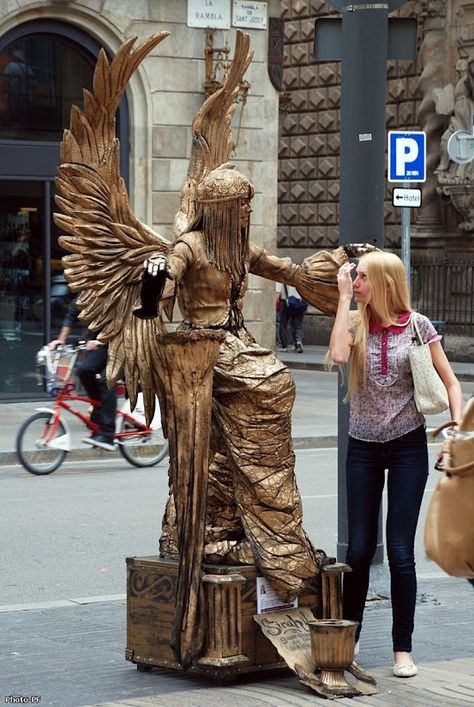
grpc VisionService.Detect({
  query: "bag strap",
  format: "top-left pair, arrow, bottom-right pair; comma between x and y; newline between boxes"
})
410,313 -> 423,346
441,448 -> 474,476
441,458 -> 474,476
435,433 -> 474,476
432,420 -> 458,439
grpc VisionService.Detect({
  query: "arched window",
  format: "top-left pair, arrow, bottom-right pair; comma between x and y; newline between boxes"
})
0,30 -> 96,141
0,21 -> 129,398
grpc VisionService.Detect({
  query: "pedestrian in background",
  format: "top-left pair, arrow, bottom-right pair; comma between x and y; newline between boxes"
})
4,46 -> 36,127
329,250 -> 462,678
279,283 -> 307,353
50,295 -> 117,451
275,282 -> 283,350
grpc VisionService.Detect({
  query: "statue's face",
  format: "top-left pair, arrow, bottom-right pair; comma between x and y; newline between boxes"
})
240,198 -> 252,228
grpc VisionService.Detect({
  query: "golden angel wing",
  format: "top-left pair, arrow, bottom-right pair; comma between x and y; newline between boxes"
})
55,33 -> 170,417
174,30 -> 253,235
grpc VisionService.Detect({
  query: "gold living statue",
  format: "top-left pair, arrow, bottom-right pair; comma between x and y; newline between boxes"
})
55,31 -> 374,669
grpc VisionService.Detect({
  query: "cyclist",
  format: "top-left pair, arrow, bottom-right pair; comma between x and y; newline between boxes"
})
49,294 -> 116,451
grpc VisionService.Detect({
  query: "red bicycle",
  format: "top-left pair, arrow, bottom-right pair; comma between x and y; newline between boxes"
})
15,344 -> 169,475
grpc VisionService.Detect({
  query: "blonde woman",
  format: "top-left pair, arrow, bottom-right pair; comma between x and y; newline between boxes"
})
329,251 -> 462,678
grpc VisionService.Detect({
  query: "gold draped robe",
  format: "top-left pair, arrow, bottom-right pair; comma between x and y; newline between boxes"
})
159,232 -> 348,601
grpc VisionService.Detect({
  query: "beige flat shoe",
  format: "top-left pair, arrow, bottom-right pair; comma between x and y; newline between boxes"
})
393,662 -> 418,678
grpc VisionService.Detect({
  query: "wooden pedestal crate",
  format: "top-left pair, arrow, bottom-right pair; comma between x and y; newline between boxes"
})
126,555 -> 323,679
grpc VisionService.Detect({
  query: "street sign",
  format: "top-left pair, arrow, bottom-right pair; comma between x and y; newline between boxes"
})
388,131 -> 426,182
447,129 -> 474,164
392,187 -> 422,208
233,1 -> 267,30
187,0 -> 230,29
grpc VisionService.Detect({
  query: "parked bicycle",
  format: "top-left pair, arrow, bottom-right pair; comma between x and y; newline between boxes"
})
16,343 -> 169,475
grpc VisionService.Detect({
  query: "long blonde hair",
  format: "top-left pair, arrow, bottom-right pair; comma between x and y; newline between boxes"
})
348,251 -> 412,399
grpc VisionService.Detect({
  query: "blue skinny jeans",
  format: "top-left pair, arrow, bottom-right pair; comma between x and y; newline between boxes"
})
343,425 -> 429,653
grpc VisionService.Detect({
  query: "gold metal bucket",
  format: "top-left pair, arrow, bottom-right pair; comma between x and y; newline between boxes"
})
308,618 -> 358,694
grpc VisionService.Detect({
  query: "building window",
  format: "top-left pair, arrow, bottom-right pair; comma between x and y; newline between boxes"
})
0,34 -> 95,142
0,21 -> 129,398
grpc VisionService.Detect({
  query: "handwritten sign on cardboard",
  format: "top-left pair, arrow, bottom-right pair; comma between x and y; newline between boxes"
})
254,606 -> 315,673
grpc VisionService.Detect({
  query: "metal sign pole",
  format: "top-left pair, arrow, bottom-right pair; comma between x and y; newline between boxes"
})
336,1 -> 389,567
314,0 -> 416,581
389,132 -> 426,292
400,181 -> 411,290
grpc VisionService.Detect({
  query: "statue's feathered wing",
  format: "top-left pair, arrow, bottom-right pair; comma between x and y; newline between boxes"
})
54,34 -> 170,418
174,30 -> 253,236
55,31 -> 252,421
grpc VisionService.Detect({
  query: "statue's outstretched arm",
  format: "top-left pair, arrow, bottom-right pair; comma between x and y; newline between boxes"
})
249,243 -> 377,315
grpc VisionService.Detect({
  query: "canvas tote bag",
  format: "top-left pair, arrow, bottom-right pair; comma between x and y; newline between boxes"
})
408,315 -> 449,416
424,398 -> 474,578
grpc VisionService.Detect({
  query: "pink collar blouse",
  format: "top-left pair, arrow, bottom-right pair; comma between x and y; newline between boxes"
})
349,312 -> 441,442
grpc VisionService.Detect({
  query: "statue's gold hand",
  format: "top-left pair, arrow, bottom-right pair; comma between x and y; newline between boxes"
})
343,243 -> 380,258
133,255 -> 173,319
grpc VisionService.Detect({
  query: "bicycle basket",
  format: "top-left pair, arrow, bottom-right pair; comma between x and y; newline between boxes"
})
36,346 -> 77,394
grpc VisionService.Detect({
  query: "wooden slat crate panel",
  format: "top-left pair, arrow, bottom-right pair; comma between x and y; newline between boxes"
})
126,556 -> 322,677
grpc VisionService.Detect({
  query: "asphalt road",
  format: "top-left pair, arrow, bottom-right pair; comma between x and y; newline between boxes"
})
0,444 -> 446,608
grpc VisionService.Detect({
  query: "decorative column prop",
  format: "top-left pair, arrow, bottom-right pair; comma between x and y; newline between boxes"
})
197,572 -> 248,667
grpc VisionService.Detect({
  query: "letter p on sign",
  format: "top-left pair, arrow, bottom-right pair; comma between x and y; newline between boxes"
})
388,131 -> 426,182
396,138 -> 418,171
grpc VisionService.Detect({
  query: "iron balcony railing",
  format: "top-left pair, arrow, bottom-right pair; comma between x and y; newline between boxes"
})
411,256 -> 474,337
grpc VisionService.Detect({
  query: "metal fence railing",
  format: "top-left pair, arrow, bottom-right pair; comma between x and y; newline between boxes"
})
410,256 -> 474,337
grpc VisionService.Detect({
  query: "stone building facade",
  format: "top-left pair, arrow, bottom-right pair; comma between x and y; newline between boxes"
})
0,0 -> 280,398
278,0 -> 474,341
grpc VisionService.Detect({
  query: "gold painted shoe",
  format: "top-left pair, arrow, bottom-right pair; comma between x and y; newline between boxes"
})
393,663 -> 418,678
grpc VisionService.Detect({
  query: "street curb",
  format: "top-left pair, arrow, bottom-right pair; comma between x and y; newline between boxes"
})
2,437 -> 338,467
3,434 -> 445,467
284,360 -> 327,373
3,447 -> 125,468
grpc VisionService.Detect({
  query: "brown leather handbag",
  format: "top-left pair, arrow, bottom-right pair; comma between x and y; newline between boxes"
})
424,398 -> 474,578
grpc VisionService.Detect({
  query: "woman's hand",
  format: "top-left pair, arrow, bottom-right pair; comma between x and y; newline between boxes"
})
329,263 -> 356,365
337,262 -> 356,299
434,448 -> 444,471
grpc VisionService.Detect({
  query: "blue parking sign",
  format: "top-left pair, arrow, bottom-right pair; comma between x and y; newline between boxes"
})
388,131 -> 426,182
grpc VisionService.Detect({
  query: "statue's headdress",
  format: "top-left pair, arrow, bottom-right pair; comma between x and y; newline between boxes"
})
196,164 -> 254,204
193,164 -> 254,286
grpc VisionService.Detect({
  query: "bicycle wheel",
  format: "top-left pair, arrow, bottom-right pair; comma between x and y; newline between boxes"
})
16,412 -> 67,475
116,415 -> 169,467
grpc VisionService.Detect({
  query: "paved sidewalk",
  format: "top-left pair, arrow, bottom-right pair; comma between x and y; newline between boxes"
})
1,576 -> 473,706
